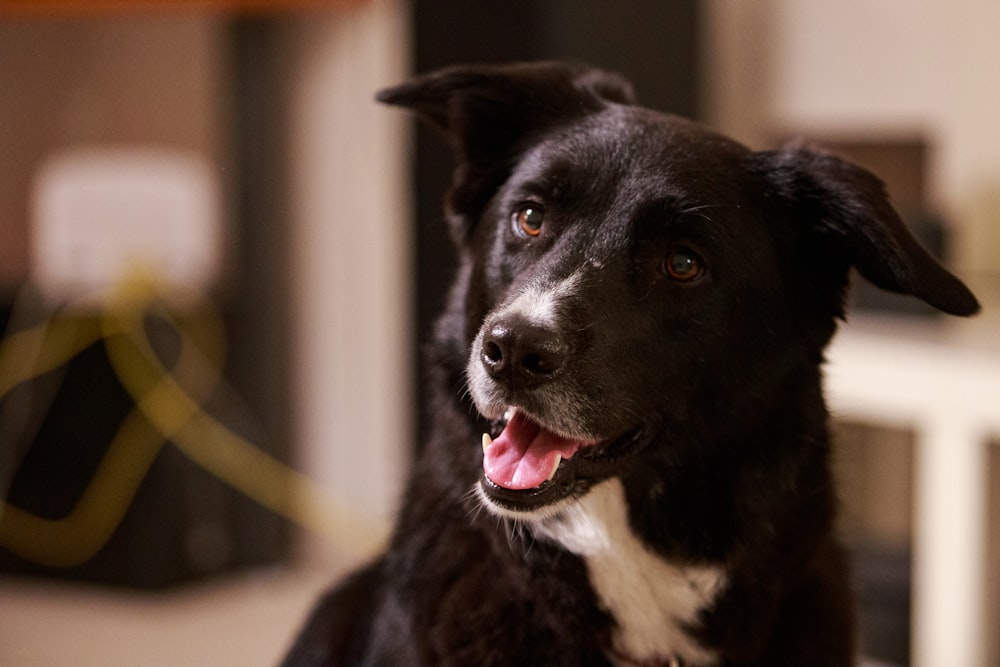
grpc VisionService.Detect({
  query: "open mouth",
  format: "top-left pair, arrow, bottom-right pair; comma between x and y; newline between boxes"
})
479,408 -> 647,513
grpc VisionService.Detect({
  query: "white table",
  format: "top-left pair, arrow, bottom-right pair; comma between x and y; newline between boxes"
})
826,309 -> 1000,667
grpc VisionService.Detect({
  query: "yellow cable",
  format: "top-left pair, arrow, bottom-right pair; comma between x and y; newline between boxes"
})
0,286 -> 222,567
102,289 -> 389,554
0,277 -> 388,568
0,406 -> 168,567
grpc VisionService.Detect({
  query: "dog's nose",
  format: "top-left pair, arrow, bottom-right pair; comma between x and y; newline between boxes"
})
480,317 -> 568,389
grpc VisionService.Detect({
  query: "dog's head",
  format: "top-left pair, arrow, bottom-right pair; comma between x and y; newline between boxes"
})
379,62 -> 979,520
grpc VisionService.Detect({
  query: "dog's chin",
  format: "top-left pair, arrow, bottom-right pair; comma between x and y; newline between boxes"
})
476,416 -> 649,521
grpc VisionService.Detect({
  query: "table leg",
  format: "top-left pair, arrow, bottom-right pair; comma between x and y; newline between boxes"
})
912,414 -> 987,667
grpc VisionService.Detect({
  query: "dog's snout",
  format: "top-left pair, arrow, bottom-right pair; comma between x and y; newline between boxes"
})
481,317 -> 568,389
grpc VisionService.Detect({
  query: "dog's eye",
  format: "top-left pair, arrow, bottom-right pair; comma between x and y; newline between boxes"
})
662,248 -> 704,282
513,204 -> 544,237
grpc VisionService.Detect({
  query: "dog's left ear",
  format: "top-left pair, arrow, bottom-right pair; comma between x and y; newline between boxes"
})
377,62 -> 633,242
757,145 -> 979,317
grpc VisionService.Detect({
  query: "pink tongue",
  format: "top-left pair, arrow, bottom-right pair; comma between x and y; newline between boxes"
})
483,411 -> 584,490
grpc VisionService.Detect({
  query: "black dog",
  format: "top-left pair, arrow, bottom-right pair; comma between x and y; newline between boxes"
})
283,62 -> 979,667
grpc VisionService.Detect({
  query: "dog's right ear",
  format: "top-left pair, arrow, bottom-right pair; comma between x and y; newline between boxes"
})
377,62 -> 633,242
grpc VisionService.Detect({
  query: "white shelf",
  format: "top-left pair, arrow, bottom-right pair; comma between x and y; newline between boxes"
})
827,307 -> 1000,667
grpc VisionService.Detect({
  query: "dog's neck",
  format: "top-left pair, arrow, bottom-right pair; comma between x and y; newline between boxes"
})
533,479 -> 724,667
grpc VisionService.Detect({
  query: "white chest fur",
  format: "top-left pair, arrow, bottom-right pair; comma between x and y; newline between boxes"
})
534,479 -> 725,667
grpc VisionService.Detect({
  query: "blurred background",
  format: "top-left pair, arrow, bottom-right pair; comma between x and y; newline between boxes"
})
0,1 -> 998,666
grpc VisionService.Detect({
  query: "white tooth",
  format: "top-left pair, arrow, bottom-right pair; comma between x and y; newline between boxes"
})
503,407 -> 515,422
482,433 -> 492,454
546,454 -> 562,482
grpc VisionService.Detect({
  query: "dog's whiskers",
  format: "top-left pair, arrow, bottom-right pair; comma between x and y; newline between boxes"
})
493,515 -> 539,558
462,484 -> 488,524
679,202 -> 723,223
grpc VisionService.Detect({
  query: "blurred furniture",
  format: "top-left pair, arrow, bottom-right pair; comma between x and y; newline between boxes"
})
827,308 -> 1000,667
0,6 -> 313,587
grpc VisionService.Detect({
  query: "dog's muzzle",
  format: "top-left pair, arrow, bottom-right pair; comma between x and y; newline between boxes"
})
479,312 -> 569,391
467,275 -> 652,515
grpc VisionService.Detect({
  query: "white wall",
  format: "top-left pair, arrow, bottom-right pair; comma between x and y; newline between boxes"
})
283,0 -> 411,559
702,0 -> 1000,274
